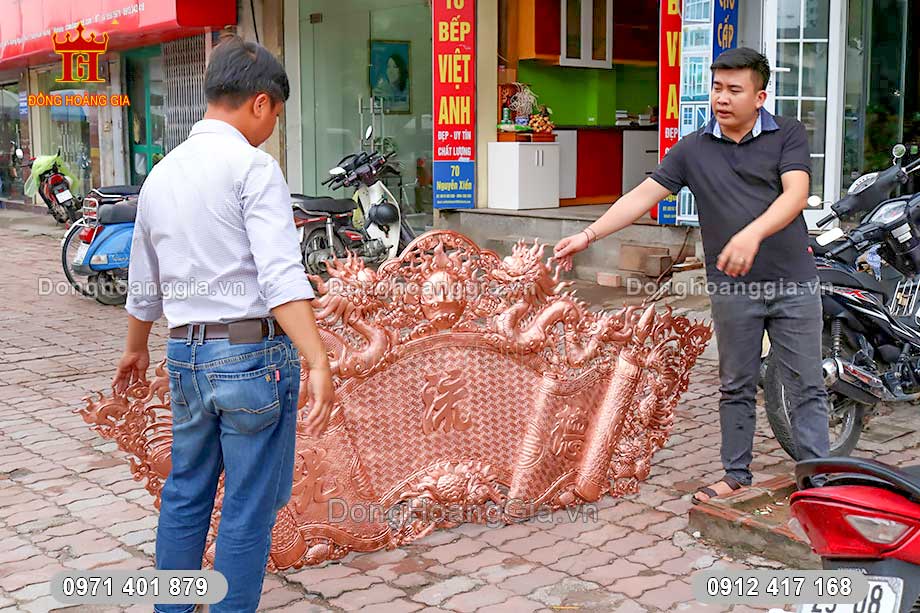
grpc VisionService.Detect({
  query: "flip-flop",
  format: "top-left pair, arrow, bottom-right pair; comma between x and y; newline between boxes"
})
691,475 -> 744,505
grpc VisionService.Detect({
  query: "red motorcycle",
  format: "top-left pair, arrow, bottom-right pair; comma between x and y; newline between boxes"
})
792,458 -> 920,613
16,145 -> 81,224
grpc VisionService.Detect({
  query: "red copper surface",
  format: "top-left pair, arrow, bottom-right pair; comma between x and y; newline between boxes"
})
78,230 -> 712,569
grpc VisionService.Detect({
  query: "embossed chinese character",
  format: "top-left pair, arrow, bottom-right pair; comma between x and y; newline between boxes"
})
421,369 -> 472,434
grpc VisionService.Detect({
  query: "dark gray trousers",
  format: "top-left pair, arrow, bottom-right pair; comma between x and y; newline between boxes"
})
708,278 -> 830,485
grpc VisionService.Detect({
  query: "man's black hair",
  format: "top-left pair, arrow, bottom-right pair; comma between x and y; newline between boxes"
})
710,47 -> 771,91
205,35 -> 290,108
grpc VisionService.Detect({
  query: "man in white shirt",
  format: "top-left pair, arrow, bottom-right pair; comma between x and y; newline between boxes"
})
112,35 -> 334,613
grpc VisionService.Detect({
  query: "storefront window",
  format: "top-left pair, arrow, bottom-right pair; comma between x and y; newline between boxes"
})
34,69 -> 101,197
0,77 -> 28,200
300,0 -> 433,218
683,26 -> 710,51
681,56 -> 708,100
684,0 -> 711,22
680,103 -> 708,137
772,0 -> 830,197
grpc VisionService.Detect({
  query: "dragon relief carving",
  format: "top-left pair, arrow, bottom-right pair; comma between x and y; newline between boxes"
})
78,230 -> 712,569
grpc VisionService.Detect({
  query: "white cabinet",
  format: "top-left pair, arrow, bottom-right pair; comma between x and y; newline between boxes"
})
621,130 -> 658,193
554,130 -> 578,199
488,142 -> 560,210
560,0 -> 613,68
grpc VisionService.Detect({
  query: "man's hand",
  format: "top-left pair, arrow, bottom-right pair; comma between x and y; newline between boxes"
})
113,350 -> 150,395
304,366 -> 335,437
717,227 -> 762,277
715,169 -> 809,278
552,232 -> 590,271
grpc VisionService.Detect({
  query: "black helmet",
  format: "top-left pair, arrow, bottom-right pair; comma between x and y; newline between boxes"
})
367,202 -> 399,225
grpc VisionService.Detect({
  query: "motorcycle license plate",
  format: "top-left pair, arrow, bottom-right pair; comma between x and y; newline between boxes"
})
798,577 -> 902,613
55,188 -> 73,203
73,242 -> 90,265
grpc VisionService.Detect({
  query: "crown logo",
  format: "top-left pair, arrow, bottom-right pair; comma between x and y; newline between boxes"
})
52,23 -> 109,54
51,23 -> 108,83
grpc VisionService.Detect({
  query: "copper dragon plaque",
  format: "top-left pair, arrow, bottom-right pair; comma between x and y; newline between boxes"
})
78,230 -> 712,570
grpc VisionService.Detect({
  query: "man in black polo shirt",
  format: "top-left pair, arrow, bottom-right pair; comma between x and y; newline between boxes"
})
554,47 -> 829,502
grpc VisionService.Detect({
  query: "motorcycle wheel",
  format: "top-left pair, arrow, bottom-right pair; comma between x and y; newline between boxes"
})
90,271 -> 127,306
302,228 -> 345,277
48,200 -> 69,224
65,199 -> 82,222
763,355 -> 867,458
61,222 -> 94,298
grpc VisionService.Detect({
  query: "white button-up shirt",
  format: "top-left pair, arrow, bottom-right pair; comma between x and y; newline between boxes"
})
126,119 -> 314,328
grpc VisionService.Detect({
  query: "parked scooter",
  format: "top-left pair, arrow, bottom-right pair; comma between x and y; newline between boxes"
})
792,457 -> 920,613
17,145 -> 82,224
763,145 -> 920,458
61,185 -> 140,305
295,126 -> 416,276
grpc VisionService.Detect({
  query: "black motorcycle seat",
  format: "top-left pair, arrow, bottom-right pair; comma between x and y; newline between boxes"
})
818,267 -> 889,301
98,202 -> 137,224
291,194 -> 355,214
95,185 -> 141,197
797,458 -> 920,503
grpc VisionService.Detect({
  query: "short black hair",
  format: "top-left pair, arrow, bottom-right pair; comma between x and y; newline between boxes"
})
205,35 -> 290,108
710,47 -> 771,91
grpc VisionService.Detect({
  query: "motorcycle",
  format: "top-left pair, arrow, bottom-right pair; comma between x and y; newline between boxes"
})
792,457 -> 920,613
763,144 -> 920,458
18,145 -> 82,224
295,126 -> 416,276
61,185 -> 141,305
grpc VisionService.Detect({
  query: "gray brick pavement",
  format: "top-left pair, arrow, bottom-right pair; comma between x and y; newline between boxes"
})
1,222 -> 918,612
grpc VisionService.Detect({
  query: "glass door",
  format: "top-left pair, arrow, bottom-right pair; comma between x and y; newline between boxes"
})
841,0 -> 908,193
0,80 -> 26,200
125,47 -> 166,185
764,0 -> 846,228
33,67 -> 101,196
299,0 -> 433,217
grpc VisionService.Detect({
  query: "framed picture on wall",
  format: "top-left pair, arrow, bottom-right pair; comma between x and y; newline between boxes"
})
369,40 -> 411,114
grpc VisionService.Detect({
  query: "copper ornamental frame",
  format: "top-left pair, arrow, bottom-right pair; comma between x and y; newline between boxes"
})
78,230 -> 712,570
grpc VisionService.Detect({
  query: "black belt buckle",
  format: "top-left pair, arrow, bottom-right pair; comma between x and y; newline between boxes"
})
228,319 -> 265,344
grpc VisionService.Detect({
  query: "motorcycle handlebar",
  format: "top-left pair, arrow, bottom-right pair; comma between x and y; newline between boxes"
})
826,239 -> 855,259
817,213 -> 836,227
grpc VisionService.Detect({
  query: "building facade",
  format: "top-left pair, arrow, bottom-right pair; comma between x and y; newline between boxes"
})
0,0 -> 239,209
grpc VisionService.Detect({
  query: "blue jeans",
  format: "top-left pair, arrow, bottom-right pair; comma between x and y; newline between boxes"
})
154,330 -> 300,613
709,278 -> 830,485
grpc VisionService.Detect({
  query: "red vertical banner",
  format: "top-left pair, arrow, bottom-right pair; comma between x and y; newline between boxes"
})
655,0 -> 682,224
432,0 -> 476,209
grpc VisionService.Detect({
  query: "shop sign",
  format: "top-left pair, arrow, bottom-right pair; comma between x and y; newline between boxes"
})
432,0 -> 475,209
27,23 -> 130,111
0,1 -> 235,65
655,0 -> 682,225
713,0 -> 739,59
52,22 -> 108,83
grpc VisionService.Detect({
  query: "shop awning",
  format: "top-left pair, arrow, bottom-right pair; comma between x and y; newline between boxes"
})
0,0 -> 237,68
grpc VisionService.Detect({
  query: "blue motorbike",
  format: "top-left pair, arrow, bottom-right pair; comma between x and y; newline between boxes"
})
61,185 -> 140,305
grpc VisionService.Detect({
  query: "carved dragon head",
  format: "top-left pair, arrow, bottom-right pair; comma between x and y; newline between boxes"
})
490,239 -> 571,305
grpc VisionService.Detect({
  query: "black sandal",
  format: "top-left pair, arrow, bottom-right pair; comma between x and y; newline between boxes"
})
691,475 -> 744,505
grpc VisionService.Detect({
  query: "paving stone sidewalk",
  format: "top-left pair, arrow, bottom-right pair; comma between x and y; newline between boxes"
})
1,219 -> 918,613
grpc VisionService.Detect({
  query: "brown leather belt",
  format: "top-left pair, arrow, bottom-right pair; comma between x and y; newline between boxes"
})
169,318 -> 286,344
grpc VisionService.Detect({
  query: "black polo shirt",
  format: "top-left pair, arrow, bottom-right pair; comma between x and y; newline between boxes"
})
651,108 -> 817,284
